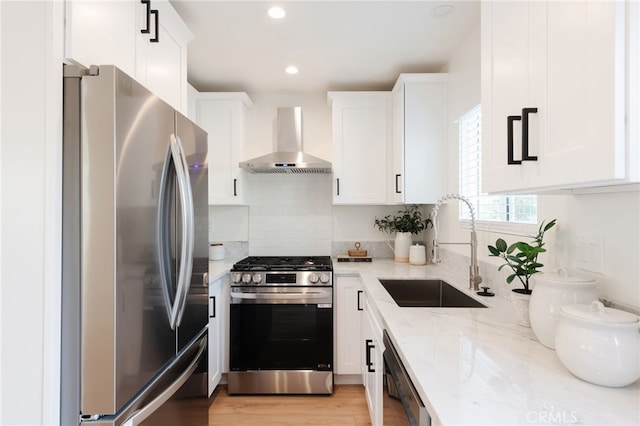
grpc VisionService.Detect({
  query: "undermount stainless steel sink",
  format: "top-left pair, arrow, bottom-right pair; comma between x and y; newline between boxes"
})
379,279 -> 487,308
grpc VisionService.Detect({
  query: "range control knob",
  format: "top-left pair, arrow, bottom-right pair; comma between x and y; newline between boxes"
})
309,273 -> 319,284
319,273 -> 331,284
231,273 -> 242,284
242,273 -> 252,284
252,273 -> 263,284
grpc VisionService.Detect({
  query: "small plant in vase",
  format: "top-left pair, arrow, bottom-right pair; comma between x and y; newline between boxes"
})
487,219 -> 557,326
375,205 -> 432,262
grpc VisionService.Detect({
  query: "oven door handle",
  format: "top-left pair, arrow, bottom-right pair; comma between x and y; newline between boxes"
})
231,291 -> 331,303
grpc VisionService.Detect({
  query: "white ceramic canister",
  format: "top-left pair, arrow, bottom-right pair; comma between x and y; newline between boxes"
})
409,244 -> 426,265
209,243 -> 225,261
388,232 -> 412,262
555,301 -> 640,388
529,269 -> 598,349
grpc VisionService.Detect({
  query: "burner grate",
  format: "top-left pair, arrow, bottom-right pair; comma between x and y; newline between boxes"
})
232,256 -> 332,271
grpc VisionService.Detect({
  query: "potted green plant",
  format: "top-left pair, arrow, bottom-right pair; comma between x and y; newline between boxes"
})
375,205 -> 432,262
487,219 -> 557,326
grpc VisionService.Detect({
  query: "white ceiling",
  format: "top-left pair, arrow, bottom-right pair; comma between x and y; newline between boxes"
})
170,1 -> 480,94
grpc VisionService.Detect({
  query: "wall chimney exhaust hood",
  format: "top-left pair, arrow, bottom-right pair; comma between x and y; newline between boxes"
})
239,107 -> 332,174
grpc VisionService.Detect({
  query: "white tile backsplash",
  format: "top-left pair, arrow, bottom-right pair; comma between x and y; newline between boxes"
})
208,205 -> 249,242
247,173 -> 333,256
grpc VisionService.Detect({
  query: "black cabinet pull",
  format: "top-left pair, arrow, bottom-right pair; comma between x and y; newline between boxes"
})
507,115 -> 522,165
357,290 -> 363,311
209,296 -> 216,318
233,178 -> 237,196
395,174 -> 402,194
365,339 -> 375,372
140,0 -> 151,34
336,178 -> 340,196
521,107 -> 538,161
150,9 -> 159,42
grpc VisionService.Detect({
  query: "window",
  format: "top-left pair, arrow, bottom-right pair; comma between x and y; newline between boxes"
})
458,105 -> 537,228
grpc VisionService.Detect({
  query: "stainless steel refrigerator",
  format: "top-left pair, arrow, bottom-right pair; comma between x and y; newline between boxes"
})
61,65 -> 210,425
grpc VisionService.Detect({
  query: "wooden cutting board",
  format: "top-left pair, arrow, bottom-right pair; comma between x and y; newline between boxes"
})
347,242 -> 367,257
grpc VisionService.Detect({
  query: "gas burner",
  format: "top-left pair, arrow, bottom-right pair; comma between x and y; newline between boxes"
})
232,256 -> 332,272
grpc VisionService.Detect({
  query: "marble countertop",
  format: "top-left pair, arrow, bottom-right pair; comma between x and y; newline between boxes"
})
335,259 -> 640,426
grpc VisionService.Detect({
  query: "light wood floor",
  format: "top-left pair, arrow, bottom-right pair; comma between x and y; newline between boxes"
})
205,384 -> 408,426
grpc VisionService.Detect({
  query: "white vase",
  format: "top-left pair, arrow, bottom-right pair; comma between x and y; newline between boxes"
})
510,290 -> 532,327
529,270 -> 598,349
388,232 -> 412,262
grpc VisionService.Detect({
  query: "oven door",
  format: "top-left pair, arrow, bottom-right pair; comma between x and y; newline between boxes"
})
229,286 -> 333,371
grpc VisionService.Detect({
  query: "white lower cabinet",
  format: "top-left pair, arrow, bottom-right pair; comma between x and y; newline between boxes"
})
335,276 -> 385,425
208,274 -> 228,396
335,276 -> 364,375
362,292 -> 385,426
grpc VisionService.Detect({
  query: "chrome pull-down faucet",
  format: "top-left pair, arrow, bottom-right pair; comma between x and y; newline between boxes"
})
431,194 -> 483,291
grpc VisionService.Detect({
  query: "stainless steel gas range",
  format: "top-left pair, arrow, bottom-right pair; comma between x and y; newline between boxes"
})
228,256 -> 333,395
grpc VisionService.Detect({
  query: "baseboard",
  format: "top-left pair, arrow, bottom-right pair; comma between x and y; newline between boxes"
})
334,374 -> 363,385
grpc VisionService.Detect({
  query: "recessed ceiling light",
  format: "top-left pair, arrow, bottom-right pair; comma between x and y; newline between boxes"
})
268,6 -> 286,19
285,65 -> 299,75
432,4 -> 455,17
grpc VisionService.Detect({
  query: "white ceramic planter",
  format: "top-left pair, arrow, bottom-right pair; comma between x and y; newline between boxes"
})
529,270 -> 598,349
556,301 -> 640,388
510,290 -> 532,327
389,232 -> 412,262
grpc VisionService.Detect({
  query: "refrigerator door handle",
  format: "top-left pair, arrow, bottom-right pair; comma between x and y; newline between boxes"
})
156,135 -> 195,330
168,134 -> 195,330
121,335 -> 207,426
157,143 -> 176,324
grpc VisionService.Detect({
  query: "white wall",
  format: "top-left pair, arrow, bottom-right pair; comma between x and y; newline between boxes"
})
333,205 -> 420,242
244,92 -> 332,162
439,24 -> 640,310
1,1 -> 63,424
546,190 -> 640,308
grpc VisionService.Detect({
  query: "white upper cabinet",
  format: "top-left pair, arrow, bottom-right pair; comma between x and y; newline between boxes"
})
65,0 -> 192,113
135,0 -> 192,114
391,74 -> 448,204
65,0 -> 137,77
195,93 -> 253,205
482,0 -> 639,193
328,92 -> 393,205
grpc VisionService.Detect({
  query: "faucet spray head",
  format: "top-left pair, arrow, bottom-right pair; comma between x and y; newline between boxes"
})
430,194 -> 482,289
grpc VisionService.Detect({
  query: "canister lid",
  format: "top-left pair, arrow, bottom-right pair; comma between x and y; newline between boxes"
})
560,301 -> 639,324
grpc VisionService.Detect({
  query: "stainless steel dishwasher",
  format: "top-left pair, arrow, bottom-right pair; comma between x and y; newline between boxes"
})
383,330 -> 431,426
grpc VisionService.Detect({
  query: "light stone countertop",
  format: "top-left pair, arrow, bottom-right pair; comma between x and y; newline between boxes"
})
334,259 -> 640,426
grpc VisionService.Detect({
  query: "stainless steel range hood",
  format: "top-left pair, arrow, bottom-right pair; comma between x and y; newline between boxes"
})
239,107 -> 332,174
